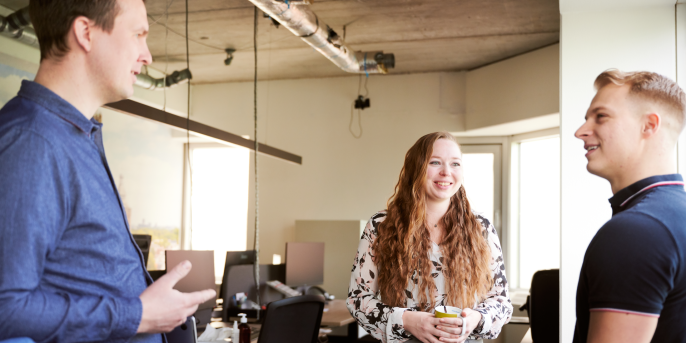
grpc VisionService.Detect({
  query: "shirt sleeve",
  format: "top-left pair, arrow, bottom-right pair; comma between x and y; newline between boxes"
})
582,212 -> 679,316
0,128 -> 142,342
471,216 -> 513,339
346,213 -> 413,343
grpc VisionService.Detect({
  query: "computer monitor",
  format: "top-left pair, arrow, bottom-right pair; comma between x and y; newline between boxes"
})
132,234 -> 151,267
165,250 -> 216,311
285,242 -> 324,288
221,263 -> 286,321
219,250 -> 256,301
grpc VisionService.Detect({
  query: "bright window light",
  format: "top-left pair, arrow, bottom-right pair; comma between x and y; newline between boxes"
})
517,136 -> 560,289
190,147 -> 249,282
462,153 -> 495,223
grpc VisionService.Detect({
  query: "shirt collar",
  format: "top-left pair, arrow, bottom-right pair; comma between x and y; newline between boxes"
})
18,80 -> 96,136
609,174 -> 684,215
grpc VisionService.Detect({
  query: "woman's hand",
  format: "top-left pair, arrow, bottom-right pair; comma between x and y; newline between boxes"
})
434,308 -> 482,343
402,311 -> 462,343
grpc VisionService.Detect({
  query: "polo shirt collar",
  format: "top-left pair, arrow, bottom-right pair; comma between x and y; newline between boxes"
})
609,174 -> 684,215
18,80 -> 96,135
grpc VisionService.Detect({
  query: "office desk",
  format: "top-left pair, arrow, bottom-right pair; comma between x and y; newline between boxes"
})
520,328 -> 532,343
321,299 -> 355,327
508,316 -> 530,325
206,300 -> 355,342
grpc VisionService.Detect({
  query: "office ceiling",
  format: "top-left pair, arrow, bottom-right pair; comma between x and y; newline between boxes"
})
1,0 -> 560,84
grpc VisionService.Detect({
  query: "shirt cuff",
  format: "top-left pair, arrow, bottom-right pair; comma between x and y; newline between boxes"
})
111,296 -> 143,340
387,308 -> 410,342
476,311 -> 491,335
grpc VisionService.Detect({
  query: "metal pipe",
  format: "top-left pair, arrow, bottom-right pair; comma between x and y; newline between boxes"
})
248,0 -> 394,74
134,69 -> 193,90
1,6 -> 189,90
0,7 -> 38,46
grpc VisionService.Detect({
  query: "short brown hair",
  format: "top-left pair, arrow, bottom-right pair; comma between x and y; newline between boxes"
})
595,69 -> 686,137
29,0 -> 121,61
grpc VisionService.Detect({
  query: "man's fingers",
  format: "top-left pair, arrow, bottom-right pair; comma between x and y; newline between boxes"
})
184,288 -> 217,306
156,261 -> 192,288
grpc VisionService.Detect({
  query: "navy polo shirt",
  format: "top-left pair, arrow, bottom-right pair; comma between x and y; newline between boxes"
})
0,81 -> 162,343
574,174 -> 686,342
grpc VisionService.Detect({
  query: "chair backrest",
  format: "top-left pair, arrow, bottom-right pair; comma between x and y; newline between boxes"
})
529,269 -> 559,343
257,295 -> 325,343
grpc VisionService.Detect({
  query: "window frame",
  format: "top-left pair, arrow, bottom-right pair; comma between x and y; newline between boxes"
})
508,127 -> 560,292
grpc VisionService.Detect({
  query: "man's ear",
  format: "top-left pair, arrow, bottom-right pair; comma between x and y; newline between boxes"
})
642,112 -> 661,136
72,16 -> 94,53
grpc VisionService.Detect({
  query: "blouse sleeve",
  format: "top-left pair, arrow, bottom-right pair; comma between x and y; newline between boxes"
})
346,212 -> 413,343
470,215 -> 513,339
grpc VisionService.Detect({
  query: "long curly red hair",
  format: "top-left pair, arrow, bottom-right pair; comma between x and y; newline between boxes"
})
373,132 -> 492,310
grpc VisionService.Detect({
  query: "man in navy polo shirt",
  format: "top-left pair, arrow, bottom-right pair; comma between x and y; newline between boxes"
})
573,70 -> 686,342
0,0 -> 215,342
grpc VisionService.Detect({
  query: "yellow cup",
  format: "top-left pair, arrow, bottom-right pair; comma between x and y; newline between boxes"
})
434,305 -> 463,318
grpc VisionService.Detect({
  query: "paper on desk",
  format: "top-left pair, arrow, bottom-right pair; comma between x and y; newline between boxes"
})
198,325 -> 233,342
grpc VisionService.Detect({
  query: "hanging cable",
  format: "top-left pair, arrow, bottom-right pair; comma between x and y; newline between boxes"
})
349,101 -> 362,139
349,75 -> 367,139
185,0 -> 193,249
162,0 -> 169,112
252,5 -> 261,318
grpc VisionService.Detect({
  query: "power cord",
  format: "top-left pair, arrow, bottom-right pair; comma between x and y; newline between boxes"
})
349,75 -> 369,139
349,102 -> 362,139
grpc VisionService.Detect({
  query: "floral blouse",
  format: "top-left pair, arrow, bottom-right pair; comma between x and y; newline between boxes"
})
346,211 -> 512,343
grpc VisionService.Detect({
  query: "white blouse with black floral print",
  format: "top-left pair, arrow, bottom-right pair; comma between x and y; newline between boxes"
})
346,211 -> 512,343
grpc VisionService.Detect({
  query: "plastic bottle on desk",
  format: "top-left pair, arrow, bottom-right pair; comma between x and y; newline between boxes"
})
231,320 -> 239,343
237,313 -> 251,343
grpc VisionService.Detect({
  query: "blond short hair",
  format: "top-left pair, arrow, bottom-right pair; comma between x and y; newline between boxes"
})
595,69 -> 686,137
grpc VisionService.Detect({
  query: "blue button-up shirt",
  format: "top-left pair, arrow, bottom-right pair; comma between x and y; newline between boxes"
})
0,81 -> 162,343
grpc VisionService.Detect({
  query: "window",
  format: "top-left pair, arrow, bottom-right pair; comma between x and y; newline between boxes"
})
100,108 -> 184,271
185,144 -> 250,282
509,135 -> 560,289
461,145 -> 502,236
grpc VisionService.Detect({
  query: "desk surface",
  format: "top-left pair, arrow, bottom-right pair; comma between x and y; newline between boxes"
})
520,328 -> 532,343
508,316 -> 530,325
210,299 -> 354,329
321,299 -> 355,327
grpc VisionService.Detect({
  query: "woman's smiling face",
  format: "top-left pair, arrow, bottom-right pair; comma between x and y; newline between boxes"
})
424,139 -> 463,204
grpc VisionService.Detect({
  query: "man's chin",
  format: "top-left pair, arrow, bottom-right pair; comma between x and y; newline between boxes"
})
105,87 -> 134,105
586,163 -> 608,179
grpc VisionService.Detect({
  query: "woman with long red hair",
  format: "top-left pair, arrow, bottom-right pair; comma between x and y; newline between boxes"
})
347,132 -> 512,343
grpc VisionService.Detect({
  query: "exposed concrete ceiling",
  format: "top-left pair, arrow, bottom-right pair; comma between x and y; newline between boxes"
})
1,0 -> 559,84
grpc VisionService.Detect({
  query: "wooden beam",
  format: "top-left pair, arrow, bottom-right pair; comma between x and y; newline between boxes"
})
104,99 -> 302,165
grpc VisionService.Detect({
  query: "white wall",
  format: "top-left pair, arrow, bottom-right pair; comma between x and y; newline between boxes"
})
559,2 -> 677,342
186,44 -> 561,273
677,3 -> 686,174
191,73 -> 466,261
466,44 -> 559,130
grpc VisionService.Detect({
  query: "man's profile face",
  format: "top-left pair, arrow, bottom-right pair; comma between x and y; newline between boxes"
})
91,0 -> 152,102
574,84 -> 644,181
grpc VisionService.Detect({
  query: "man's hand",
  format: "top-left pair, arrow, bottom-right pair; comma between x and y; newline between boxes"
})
587,311 -> 658,343
137,260 -> 217,333
403,311 -> 461,343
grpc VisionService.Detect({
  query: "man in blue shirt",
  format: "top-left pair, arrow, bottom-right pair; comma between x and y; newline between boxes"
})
573,70 -> 686,343
0,0 -> 215,342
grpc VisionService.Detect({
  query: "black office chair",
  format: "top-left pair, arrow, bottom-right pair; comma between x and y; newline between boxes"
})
520,269 -> 559,343
257,295 -> 325,343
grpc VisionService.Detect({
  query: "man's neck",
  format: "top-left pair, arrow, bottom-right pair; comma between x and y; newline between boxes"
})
609,153 -> 677,194
33,58 -> 102,120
